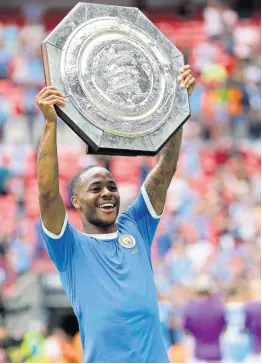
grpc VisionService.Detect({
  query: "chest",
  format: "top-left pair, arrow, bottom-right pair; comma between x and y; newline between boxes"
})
73,230 -> 155,304
75,231 -> 153,282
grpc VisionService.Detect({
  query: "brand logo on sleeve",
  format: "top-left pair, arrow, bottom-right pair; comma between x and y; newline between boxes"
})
119,235 -> 136,249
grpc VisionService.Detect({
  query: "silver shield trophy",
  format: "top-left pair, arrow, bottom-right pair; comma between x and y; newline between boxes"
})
42,2 -> 190,156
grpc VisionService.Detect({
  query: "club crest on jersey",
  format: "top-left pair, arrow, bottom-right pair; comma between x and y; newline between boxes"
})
119,235 -> 136,249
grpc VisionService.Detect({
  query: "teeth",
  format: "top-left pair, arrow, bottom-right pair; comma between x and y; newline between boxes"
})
99,203 -> 114,208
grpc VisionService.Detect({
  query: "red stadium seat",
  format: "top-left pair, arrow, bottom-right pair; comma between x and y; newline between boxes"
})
0,195 -> 17,218
24,178 -> 69,217
24,191 -> 40,219
24,151 -> 37,179
0,216 -> 16,235
111,157 -> 140,185
0,195 -> 17,235
58,149 -> 81,181
242,151 -> 260,176
188,176 -> 212,195
67,209 -> 82,231
199,148 -> 216,176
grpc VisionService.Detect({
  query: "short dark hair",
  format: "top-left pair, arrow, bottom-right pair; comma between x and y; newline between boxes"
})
70,165 -> 98,197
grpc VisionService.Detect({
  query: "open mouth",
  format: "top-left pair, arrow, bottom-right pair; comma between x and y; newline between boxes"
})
97,202 -> 116,214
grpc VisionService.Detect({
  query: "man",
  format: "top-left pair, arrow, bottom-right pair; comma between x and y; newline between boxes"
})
36,65 -> 196,363
183,275 -> 226,363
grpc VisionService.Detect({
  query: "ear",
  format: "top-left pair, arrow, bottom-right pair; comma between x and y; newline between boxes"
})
71,195 -> 80,210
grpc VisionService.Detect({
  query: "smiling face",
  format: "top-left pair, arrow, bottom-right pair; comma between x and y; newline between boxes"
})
71,167 -> 120,229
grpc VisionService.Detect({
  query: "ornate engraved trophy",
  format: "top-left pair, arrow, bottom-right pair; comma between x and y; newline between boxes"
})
42,2 -> 190,156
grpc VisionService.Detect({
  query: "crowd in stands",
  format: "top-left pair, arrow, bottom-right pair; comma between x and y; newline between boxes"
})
0,0 -> 260,362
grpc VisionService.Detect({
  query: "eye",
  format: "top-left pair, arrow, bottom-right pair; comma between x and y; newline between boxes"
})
91,187 -> 100,193
110,185 -> 118,191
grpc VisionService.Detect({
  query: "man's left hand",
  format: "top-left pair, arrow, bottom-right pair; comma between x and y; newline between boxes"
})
177,65 -> 196,96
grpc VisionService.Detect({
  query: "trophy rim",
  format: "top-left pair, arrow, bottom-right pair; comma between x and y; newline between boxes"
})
41,2 -> 190,156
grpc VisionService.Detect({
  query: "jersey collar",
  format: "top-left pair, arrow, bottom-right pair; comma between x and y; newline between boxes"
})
82,231 -> 118,240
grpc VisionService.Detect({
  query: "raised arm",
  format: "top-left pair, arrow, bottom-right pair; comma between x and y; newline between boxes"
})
144,65 -> 196,215
36,86 -> 67,235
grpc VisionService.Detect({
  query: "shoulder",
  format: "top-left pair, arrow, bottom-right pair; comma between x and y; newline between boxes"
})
42,217 -> 93,249
41,214 -> 73,241
117,208 -> 138,232
119,186 -> 162,220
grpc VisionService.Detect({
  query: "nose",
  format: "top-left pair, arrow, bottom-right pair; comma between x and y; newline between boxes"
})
101,186 -> 112,198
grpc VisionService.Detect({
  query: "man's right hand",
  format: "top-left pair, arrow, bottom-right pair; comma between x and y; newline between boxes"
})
36,86 -> 66,122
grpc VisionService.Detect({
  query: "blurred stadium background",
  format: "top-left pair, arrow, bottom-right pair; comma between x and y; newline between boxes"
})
0,0 -> 260,362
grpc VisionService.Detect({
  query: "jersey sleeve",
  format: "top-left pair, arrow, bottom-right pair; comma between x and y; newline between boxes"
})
41,214 -> 74,272
123,184 -> 163,249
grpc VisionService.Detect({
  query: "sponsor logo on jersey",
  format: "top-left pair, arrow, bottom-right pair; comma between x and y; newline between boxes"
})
119,234 -> 136,249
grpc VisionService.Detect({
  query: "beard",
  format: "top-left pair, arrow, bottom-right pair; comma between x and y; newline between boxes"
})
84,206 -> 119,229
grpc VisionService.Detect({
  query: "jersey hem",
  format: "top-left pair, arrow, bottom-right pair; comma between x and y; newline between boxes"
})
141,184 -> 164,219
41,213 -> 68,239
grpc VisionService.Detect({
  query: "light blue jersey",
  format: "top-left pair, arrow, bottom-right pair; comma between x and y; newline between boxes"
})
41,186 -> 169,363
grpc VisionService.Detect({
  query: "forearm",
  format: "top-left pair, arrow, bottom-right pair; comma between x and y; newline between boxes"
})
37,119 -> 59,198
144,127 -> 183,215
143,63 -> 196,215
157,127 -> 183,185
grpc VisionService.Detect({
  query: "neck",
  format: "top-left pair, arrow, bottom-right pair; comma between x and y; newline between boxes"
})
81,217 -> 117,235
